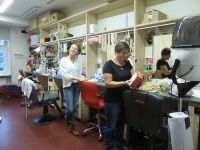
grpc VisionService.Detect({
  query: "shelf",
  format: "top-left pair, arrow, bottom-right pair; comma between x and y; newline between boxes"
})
87,26 -> 134,36
136,13 -> 200,30
40,22 -> 58,30
59,35 -> 86,42
136,18 -> 177,30
59,13 -> 86,24
41,41 -> 58,45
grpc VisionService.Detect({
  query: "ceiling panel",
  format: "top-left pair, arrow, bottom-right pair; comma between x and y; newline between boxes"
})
0,0 -> 105,27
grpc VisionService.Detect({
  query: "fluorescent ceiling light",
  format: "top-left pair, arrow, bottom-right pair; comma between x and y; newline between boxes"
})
0,0 -> 14,13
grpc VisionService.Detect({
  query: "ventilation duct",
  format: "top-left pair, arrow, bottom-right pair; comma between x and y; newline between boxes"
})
22,6 -> 40,18
46,0 -> 55,5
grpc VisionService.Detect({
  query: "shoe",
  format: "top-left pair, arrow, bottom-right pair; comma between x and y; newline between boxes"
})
70,128 -> 79,136
68,123 -> 79,136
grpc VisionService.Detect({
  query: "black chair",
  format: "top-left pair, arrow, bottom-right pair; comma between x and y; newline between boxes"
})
123,90 -> 177,150
33,87 -> 63,125
21,77 -> 63,124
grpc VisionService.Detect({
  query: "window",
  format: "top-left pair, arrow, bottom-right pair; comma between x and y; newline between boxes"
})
0,40 -> 10,76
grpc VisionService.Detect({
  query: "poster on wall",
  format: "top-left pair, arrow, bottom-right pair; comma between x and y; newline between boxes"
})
145,58 -> 153,71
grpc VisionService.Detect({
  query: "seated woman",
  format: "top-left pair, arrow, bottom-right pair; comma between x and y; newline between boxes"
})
156,47 -> 172,79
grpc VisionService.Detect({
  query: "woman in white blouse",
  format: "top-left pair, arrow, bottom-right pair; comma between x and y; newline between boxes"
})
59,43 -> 84,136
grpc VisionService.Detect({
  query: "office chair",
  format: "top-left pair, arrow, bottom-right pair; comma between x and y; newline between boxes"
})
80,81 -> 104,141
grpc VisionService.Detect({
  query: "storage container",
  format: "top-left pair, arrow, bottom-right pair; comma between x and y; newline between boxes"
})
27,18 -> 38,32
142,10 -> 167,24
49,12 -> 65,23
38,11 -> 53,27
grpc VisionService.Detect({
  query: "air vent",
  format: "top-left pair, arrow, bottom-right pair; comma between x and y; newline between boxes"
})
22,6 -> 40,18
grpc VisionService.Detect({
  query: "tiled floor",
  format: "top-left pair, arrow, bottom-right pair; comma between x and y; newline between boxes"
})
0,95 -> 105,150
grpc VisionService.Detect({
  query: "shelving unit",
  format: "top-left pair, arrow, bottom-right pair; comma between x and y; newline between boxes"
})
26,0 -> 200,123
134,0 -> 200,71
27,0 -> 200,73
85,0 -> 134,78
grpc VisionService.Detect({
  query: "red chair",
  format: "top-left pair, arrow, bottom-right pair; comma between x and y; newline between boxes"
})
80,81 -> 104,141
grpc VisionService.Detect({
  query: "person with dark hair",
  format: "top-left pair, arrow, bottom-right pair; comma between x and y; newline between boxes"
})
156,47 -> 172,78
59,42 -> 84,136
103,41 -> 134,150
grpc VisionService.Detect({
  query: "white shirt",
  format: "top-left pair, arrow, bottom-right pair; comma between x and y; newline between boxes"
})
59,56 -> 81,88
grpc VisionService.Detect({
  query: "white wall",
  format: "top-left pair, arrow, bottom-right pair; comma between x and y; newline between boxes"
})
10,27 -> 29,85
0,27 -> 10,40
146,0 -> 200,19
68,21 -> 86,36
97,5 -> 134,32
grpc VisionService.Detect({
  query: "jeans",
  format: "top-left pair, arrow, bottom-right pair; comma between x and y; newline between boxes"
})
104,101 -> 126,150
63,82 -> 80,124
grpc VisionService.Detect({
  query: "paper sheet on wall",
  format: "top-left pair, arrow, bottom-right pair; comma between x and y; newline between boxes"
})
145,46 -> 153,58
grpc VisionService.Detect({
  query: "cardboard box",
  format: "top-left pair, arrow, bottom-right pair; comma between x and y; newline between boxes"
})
38,11 -> 53,28
49,12 -> 65,24
27,19 -> 38,32
142,10 -> 167,24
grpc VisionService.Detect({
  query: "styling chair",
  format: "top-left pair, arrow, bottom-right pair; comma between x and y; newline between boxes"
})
123,90 -> 177,150
80,81 -> 105,141
21,77 -> 62,124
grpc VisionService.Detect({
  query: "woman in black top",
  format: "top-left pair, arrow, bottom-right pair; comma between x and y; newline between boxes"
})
103,42 -> 134,150
156,47 -> 172,78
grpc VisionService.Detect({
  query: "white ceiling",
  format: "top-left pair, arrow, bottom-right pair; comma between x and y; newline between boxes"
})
0,0 -> 105,27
